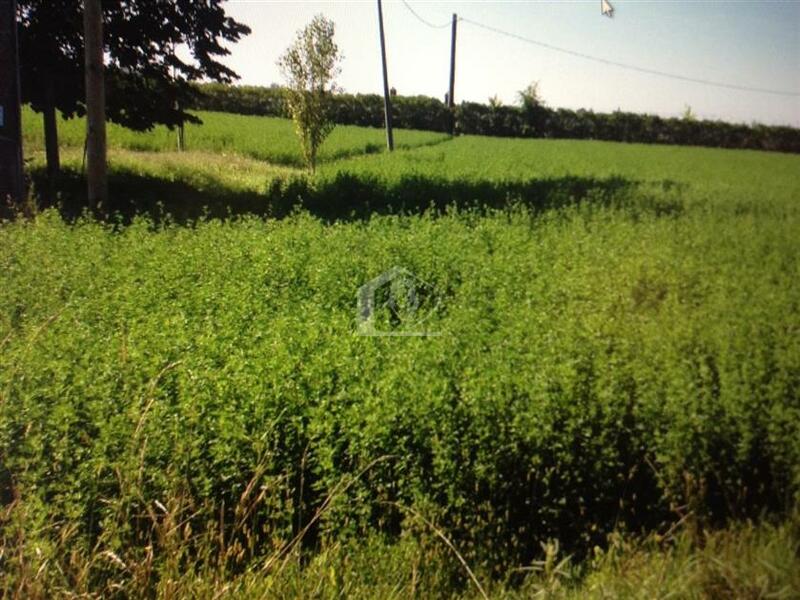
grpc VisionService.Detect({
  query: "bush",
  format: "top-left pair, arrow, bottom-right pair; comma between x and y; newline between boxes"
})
190,83 -> 800,153
2,194 -> 799,593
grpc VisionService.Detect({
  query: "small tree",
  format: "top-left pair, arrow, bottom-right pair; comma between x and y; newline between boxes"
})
517,81 -> 548,137
517,82 -> 543,110
488,94 -> 503,108
278,15 -> 341,172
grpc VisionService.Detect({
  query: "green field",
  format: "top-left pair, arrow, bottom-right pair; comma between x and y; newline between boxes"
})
22,108 -> 800,220
22,107 -> 450,167
4,109 -> 800,597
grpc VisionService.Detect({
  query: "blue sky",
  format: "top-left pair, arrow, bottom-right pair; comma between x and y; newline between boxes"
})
220,1 -> 800,126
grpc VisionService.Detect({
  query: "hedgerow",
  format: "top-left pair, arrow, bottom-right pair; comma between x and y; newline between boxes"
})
190,82 -> 800,153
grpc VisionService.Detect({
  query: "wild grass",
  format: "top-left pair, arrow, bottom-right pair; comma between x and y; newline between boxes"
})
5,499 -> 796,599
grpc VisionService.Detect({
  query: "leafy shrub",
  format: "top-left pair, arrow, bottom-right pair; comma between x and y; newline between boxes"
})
2,188 -> 799,592
189,83 -> 800,153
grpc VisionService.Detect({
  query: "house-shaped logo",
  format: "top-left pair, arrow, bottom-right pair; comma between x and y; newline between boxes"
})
356,266 -> 441,337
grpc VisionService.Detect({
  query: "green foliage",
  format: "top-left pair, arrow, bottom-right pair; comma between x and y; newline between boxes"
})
517,82 -> 549,137
192,83 -> 453,132
278,15 -> 342,172
517,81 -> 543,109
2,191 -> 800,593
18,107 -> 800,224
19,0 -> 250,131
190,82 -> 800,153
5,108 -> 800,596
17,1 -> 84,119
21,106 -> 448,169
5,513 -> 796,598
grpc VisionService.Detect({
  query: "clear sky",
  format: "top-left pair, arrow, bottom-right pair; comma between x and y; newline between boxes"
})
219,1 -> 800,126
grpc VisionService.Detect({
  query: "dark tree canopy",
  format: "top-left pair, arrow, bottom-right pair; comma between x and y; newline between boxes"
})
18,1 -> 84,119
18,0 -> 251,130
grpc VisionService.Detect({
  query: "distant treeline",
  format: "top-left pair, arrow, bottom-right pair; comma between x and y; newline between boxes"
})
192,83 -> 800,153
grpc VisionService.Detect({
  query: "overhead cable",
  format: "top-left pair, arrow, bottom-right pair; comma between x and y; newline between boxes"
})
400,0 -> 451,29
459,16 -> 800,97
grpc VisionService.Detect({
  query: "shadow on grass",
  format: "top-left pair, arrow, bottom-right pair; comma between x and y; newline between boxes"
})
298,172 -> 684,221
28,167 -> 269,223
23,165 -> 684,225
221,134 -> 454,169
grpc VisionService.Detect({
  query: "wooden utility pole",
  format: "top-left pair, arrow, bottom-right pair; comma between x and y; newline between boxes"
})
376,0 -> 394,151
448,14 -> 457,109
448,13 -> 457,134
83,0 -> 107,213
43,78 -> 60,183
0,0 -> 24,210
171,43 -> 184,152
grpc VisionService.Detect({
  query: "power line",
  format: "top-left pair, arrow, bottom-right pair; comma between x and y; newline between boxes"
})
398,1 -> 799,97
459,17 -> 800,98
400,0 -> 451,29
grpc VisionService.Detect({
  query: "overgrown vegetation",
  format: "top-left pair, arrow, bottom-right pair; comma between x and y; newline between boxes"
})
3,109 -> 799,597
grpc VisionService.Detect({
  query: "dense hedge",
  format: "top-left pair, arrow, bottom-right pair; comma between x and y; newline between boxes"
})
193,83 -> 452,133
191,83 -> 800,153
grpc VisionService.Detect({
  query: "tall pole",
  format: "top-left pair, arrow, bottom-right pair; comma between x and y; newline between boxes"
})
43,78 -> 60,184
448,13 -> 457,134
448,13 -> 457,109
171,42 -> 184,152
376,0 -> 394,151
0,0 -> 24,210
83,0 -> 107,214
